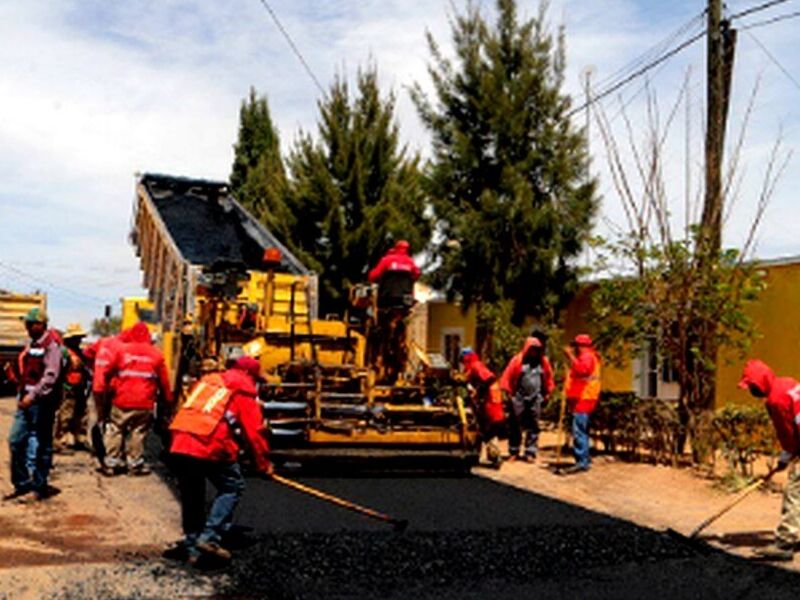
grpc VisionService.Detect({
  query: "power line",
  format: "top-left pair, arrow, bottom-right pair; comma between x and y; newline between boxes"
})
738,9 -> 800,29
593,11 -> 706,92
729,0 -> 793,20
0,261 -> 112,305
254,0 -> 326,97
567,29 -> 706,118
745,30 -> 800,93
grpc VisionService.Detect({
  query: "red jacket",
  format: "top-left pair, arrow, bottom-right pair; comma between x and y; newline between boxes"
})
170,368 -> 271,472
565,347 -> 601,414
368,243 -> 421,283
499,338 -> 555,397
463,353 -> 504,424
106,323 -> 172,410
740,360 -> 800,455
90,334 -> 125,395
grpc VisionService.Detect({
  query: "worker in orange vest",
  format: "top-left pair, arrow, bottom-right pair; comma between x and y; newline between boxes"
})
101,322 -> 172,476
54,323 -> 90,452
561,334 -> 601,475
166,356 -> 272,566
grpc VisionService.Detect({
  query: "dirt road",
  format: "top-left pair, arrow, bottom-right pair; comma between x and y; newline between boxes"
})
2,396 -> 800,599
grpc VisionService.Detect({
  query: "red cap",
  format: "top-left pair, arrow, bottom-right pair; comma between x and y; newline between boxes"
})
233,356 -> 263,381
573,334 -> 593,346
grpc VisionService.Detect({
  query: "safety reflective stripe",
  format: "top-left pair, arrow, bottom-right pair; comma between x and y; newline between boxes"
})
794,413 -> 800,426
24,384 -> 37,392
118,369 -> 155,379
202,388 -> 229,414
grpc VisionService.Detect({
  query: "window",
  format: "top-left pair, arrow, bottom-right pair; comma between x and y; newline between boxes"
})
441,327 -> 464,369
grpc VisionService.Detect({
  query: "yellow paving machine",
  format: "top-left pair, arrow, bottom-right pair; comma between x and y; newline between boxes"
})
130,173 -> 479,468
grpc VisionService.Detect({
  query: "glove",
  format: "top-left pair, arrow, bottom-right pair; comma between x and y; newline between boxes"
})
777,451 -> 793,471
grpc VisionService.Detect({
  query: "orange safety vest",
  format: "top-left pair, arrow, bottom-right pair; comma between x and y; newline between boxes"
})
170,373 -> 233,437
565,350 -> 601,413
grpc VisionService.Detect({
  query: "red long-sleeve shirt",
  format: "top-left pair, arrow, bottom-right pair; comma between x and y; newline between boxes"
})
740,359 -> 800,455
105,323 -> 172,410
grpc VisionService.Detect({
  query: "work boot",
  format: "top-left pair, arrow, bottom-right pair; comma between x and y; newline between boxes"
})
162,541 -> 190,562
2,488 -> 33,502
196,540 -> 232,562
129,464 -> 151,476
560,464 -> 589,476
755,542 -> 794,562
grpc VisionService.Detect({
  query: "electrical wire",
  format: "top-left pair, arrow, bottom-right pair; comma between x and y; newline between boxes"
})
0,261 -> 112,304
729,0 -> 793,21
745,30 -> 800,93
738,9 -> 800,29
254,0 -> 327,97
567,29 -> 706,118
592,11 -> 706,93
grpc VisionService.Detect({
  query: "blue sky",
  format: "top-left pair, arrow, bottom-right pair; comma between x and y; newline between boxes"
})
1,0 -> 798,329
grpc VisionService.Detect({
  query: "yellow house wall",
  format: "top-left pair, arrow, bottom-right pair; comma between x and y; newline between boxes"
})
426,302 -> 477,353
716,261 -> 800,408
561,285 -> 633,393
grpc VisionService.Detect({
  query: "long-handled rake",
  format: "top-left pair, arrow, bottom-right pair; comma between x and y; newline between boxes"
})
270,473 -> 409,533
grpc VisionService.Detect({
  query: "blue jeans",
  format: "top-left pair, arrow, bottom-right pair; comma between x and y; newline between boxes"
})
572,412 -> 591,470
9,402 -> 56,493
173,455 -> 245,552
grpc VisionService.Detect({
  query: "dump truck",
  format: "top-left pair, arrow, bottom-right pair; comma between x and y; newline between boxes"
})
0,291 -> 47,393
131,173 -> 479,468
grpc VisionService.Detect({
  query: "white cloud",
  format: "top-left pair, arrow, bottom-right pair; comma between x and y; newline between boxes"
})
0,0 -> 798,328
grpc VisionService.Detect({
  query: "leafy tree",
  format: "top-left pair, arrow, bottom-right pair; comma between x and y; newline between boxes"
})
288,67 -> 430,316
590,81 -> 787,456
411,0 -> 598,325
230,88 -> 293,240
91,316 -> 121,337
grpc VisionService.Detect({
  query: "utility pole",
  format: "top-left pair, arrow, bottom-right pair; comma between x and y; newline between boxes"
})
701,0 -> 725,248
701,0 -> 736,248
697,0 -> 737,413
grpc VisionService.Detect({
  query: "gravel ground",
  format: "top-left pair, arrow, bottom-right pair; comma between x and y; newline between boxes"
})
4,399 -> 800,599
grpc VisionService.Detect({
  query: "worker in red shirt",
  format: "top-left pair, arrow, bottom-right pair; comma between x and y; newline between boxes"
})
101,322 -> 172,476
739,359 -> 800,561
167,356 -> 272,565
460,348 -> 505,467
500,337 -> 555,462
561,334 -> 601,475
368,240 -> 421,284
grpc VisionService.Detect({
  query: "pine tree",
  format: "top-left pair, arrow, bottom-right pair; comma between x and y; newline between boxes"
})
288,67 -> 430,316
230,88 -> 292,240
411,0 -> 598,324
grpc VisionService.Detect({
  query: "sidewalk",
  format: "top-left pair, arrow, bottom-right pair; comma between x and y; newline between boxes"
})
476,430 -> 791,564
0,396 -> 208,598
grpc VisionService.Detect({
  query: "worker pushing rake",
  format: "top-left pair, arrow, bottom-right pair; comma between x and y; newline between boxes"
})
674,359 -> 800,561
163,356 -> 407,567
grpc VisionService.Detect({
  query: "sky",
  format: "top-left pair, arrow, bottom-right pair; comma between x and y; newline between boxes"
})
1,0 -> 798,329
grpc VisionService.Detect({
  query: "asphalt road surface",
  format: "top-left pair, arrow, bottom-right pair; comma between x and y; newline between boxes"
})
146,461 -> 800,600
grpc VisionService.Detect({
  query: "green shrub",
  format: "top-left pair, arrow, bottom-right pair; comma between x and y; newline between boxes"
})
695,404 -> 777,478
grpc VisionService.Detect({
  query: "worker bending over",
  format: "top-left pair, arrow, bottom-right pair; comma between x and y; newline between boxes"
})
562,334 -> 601,474
739,359 -> 800,561
101,322 -> 172,476
460,348 -> 505,466
167,356 -> 272,565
